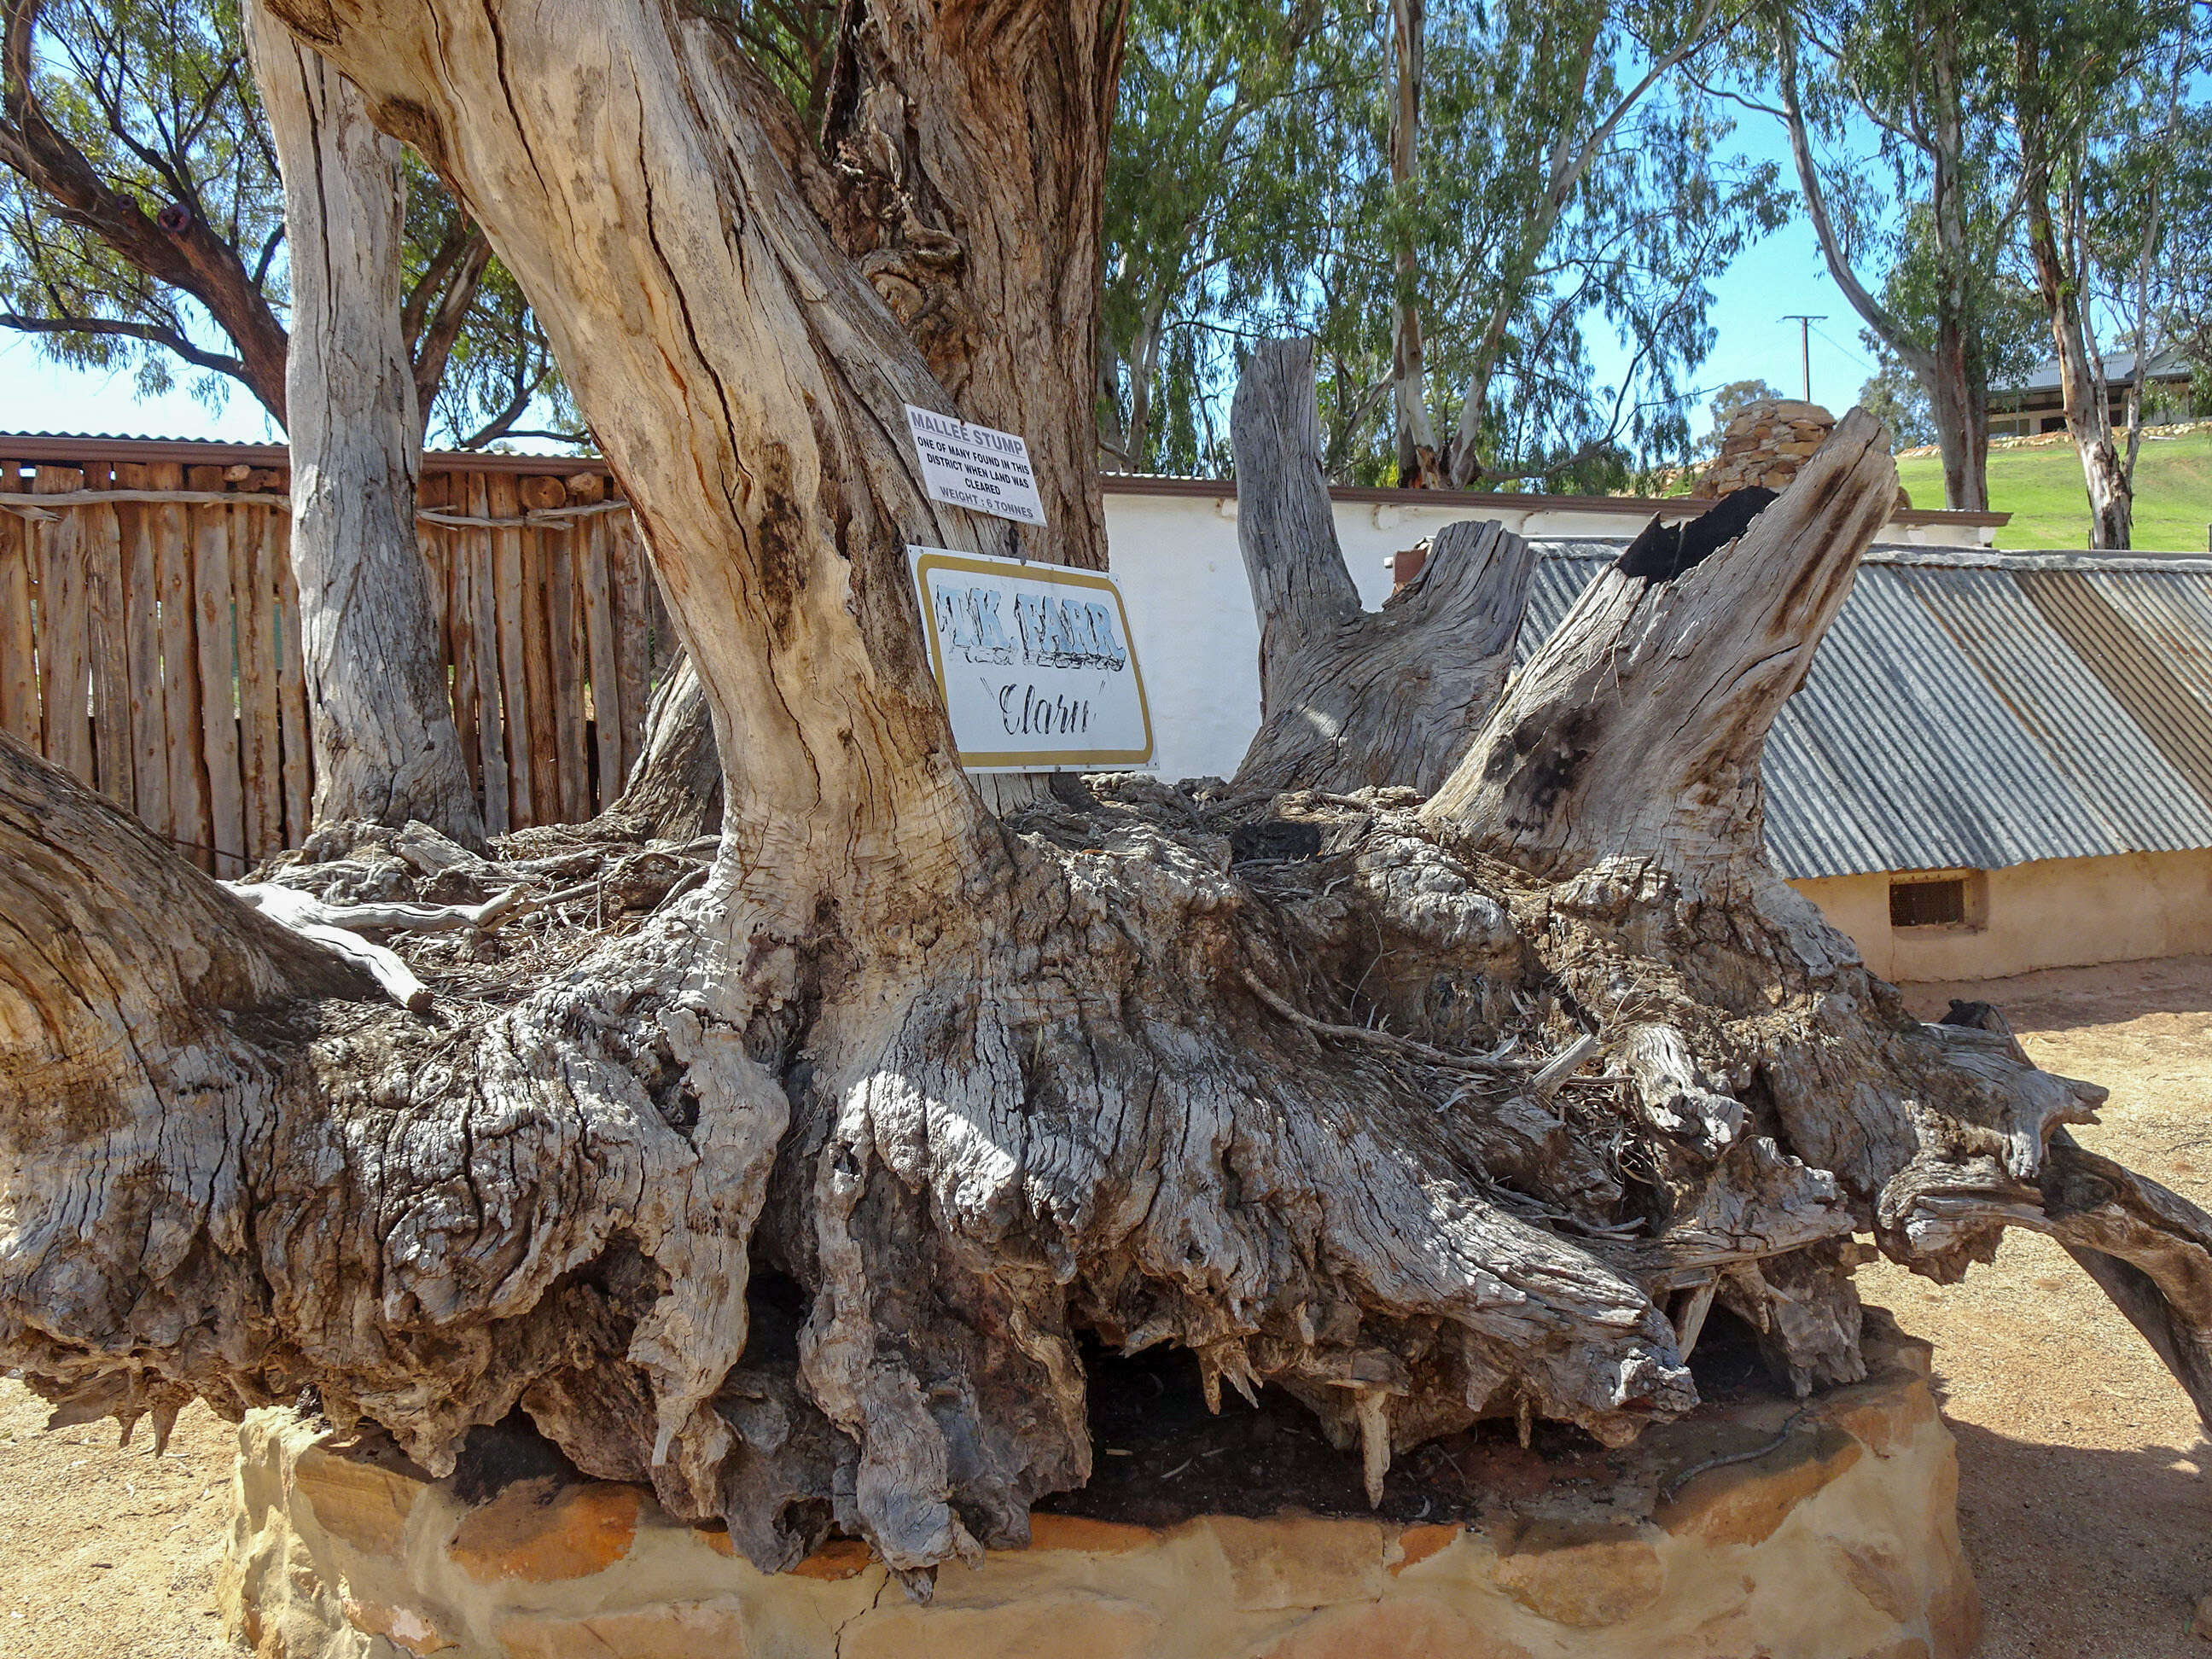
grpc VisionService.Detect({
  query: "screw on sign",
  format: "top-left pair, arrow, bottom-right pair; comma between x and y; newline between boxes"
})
905,405 -> 1048,527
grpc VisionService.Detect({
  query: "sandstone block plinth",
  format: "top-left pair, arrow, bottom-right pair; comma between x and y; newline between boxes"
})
220,1321 -> 1976,1659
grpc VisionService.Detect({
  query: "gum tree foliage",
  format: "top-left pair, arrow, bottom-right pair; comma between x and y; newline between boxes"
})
1099,0 -> 1786,487
1096,0 -> 1359,473
1747,0 -> 2024,511
0,0 -> 571,445
1852,356 -> 1935,447
2160,110 -> 2212,397
2018,9 -> 2208,527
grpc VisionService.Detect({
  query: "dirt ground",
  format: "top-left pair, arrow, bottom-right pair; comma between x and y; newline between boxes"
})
2,954 -> 2209,1659
1877,956 -> 2212,1659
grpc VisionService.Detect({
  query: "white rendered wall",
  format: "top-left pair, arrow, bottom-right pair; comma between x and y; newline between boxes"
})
1098,486 -> 1992,783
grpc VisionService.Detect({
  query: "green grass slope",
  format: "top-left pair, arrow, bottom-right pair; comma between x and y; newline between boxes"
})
1895,431 -> 2212,552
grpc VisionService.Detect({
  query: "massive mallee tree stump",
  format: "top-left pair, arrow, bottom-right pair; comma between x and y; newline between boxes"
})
4,0 -> 2212,1605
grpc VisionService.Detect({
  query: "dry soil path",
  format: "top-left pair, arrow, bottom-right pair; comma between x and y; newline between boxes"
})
3,956 -> 2209,1658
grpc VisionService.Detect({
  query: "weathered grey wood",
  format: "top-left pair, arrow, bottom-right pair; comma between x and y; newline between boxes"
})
517,514 -> 562,823
7,0 -> 2212,1607
114,463 -> 169,837
244,0 -> 484,846
490,473 -> 534,828
1231,338 -> 1536,796
579,513 -> 626,807
604,651 -> 722,840
79,476 -> 131,809
546,531 -> 591,824
0,464 -> 34,748
32,467 -> 90,786
1426,415 -> 1896,883
231,494 -> 280,859
186,466 -> 247,876
150,462 -> 212,867
272,517 -> 313,847
465,482 -> 509,836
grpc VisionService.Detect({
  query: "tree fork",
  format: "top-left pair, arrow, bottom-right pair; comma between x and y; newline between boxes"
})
1231,337 -> 1534,795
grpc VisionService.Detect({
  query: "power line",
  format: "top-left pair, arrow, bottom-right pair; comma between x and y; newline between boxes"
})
1810,323 -> 1877,375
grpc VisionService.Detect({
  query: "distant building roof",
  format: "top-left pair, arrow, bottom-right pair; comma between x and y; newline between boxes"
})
1995,348 -> 2192,397
1522,544 -> 2212,880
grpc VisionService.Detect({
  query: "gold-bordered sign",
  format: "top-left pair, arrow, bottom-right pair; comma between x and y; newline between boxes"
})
910,546 -> 1155,771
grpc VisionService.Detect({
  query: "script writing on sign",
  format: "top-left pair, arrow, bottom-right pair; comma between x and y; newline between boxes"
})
905,405 -> 1047,526
910,547 -> 1154,772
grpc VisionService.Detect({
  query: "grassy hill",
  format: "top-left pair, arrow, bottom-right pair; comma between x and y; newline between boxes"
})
1894,430 -> 2212,552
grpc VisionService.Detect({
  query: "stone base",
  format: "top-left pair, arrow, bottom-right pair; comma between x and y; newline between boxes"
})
221,1324 -> 1978,1659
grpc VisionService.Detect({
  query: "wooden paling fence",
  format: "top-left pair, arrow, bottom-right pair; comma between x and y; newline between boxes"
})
0,439 -> 670,875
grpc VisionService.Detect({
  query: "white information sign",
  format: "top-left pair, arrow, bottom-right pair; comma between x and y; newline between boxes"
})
910,547 -> 1154,772
905,405 -> 1047,526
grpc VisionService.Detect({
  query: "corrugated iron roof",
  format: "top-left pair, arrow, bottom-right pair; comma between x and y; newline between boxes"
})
1519,542 -> 2212,880
1997,347 -> 2190,395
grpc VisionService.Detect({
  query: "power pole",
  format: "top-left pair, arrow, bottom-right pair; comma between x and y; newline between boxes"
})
1779,314 -> 1825,403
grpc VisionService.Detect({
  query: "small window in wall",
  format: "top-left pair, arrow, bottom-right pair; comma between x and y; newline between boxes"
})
1889,869 -> 1986,930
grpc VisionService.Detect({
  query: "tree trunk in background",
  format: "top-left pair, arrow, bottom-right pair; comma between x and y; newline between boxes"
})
1388,0 -> 1440,487
1777,15 -> 1989,513
1923,346 -> 1989,515
243,2 -> 486,844
2027,184 -> 2133,550
11,0 -> 2212,1606
1232,339 -> 1532,794
1918,10 -> 1991,515
819,0 -> 1122,569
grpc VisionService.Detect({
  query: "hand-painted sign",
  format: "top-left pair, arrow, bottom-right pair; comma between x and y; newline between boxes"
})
905,405 -> 1047,526
910,547 -> 1154,771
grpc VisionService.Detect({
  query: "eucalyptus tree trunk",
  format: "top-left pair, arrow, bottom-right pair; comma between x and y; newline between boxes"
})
2027,179 -> 2133,550
242,2 -> 485,843
1388,0 -> 1441,487
1776,11 -> 1989,514
603,652 -> 723,841
7,0 -> 2212,1608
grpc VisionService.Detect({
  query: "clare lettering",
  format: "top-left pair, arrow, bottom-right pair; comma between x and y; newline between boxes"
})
997,681 -> 1095,736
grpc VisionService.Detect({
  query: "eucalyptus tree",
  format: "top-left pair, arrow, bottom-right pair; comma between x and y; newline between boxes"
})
1755,0 -> 2020,511
7,0 -> 2212,1598
2163,112 -> 2212,391
2008,0 -> 2194,546
2005,0 -> 2204,546
1102,0 -> 1780,489
1097,0 -> 1357,473
0,0 -> 562,446
1313,0 -> 1781,488
242,0 -> 480,841
1408,0 -> 1764,488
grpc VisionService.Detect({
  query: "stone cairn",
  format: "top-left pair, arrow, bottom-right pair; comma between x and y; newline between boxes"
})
1700,399 -> 1837,498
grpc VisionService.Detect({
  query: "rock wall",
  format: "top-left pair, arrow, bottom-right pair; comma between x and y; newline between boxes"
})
221,1322 -> 1978,1659
1703,400 -> 1838,498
